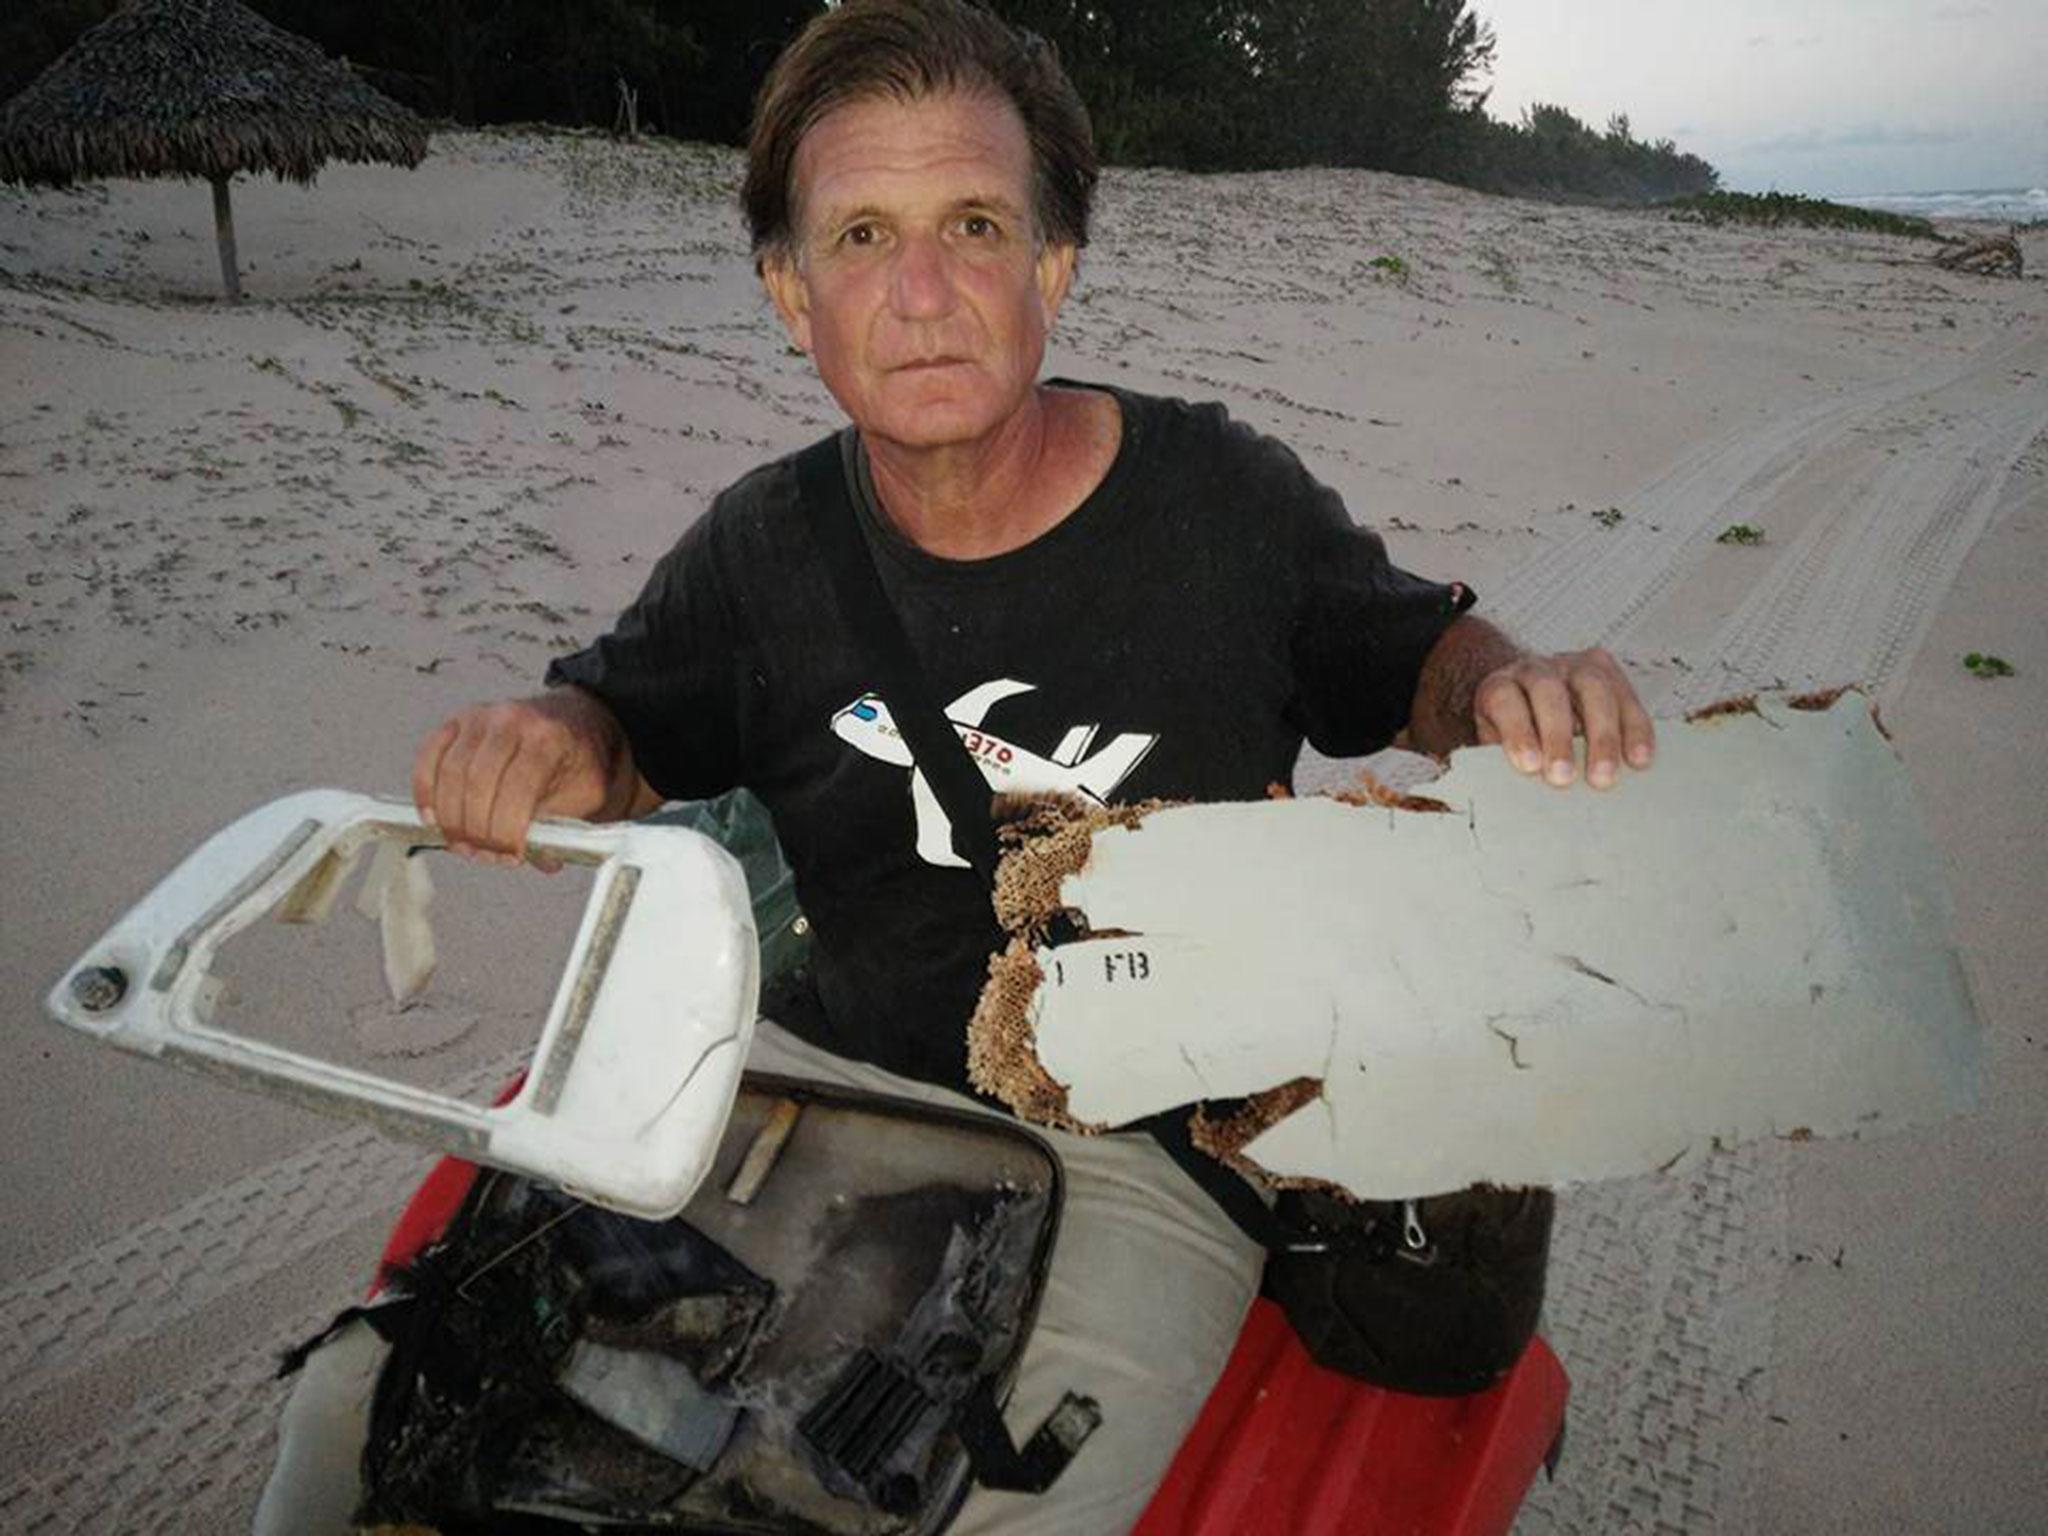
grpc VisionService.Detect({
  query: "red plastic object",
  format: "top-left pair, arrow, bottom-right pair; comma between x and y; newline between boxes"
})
371,1071 -> 525,1295
1133,1297 -> 1567,1536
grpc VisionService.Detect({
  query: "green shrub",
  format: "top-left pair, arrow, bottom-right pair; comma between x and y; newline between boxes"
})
1669,192 -> 1938,240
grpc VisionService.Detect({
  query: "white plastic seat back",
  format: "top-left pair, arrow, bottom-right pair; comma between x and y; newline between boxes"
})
45,790 -> 759,1219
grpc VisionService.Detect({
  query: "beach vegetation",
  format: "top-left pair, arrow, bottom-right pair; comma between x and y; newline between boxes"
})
1445,104 -> 1719,206
1716,523 -> 1766,545
1963,652 -> 2014,678
1591,506 -> 1623,528
380,438 -> 436,466
1477,244 -> 1519,293
996,0 -> 1501,178
6,2 -> 1723,211
1669,191 -> 1939,241
1368,254 -> 1408,280
322,391 -> 368,429
353,359 -> 425,407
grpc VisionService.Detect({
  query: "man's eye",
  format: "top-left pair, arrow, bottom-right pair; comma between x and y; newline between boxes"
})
842,223 -> 879,248
961,214 -> 998,239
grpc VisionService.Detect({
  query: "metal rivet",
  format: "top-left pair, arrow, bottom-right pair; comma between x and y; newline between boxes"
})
71,965 -> 129,1013
791,916 -> 810,937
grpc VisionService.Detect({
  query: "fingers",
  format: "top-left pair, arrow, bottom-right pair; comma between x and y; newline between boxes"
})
1621,686 -> 1657,772
411,718 -> 458,824
1569,649 -> 1656,787
430,717 -> 503,861
1476,662 -> 1575,782
487,736 -> 560,861
1526,668 -> 1579,786
1475,648 -> 1654,789
1573,665 -> 1623,788
1473,672 -> 1532,765
414,701 -> 570,865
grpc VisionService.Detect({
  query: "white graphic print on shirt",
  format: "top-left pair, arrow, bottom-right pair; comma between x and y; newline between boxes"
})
830,678 -> 1159,868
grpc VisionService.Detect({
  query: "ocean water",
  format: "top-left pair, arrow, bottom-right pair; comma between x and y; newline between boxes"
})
1840,186 -> 2047,224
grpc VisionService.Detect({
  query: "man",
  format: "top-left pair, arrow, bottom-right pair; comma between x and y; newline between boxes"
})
265,2 -> 1653,1530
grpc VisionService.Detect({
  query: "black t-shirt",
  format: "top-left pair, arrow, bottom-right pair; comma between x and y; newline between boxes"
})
548,385 -> 1473,1092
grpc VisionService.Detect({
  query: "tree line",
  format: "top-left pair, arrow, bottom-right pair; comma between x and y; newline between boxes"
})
4,0 -> 1716,203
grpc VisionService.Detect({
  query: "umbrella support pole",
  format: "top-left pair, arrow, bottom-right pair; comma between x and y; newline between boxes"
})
210,174 -> 241,302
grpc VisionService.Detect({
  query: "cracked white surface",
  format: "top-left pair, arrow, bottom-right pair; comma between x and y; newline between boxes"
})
1027,692 -> 1982,1195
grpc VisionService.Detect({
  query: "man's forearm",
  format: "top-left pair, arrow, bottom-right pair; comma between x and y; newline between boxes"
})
1402,615 -> 1525,758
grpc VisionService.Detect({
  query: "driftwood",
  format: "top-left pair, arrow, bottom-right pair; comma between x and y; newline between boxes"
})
1935,234 -> 2024,278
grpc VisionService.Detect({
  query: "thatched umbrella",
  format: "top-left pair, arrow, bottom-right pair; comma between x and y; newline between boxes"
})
0,0 -> 429,300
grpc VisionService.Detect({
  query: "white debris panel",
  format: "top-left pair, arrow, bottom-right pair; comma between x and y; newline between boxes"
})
967,690 -> 1982,1196
45,791 -> 761,1220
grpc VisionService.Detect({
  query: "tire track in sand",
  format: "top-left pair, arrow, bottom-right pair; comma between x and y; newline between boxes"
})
1686,333 -> 2048,698
0,1053 -> 518,1421
0,1300 -> 330,1534
1507,323 -> 2048,1535
1496,320 -> 2048,659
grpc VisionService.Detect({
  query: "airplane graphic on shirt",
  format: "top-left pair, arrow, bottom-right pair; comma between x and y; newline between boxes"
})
830,678 -> 1159,868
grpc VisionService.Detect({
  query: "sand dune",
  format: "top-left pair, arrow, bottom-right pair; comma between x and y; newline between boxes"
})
2,130 -> 2043,1532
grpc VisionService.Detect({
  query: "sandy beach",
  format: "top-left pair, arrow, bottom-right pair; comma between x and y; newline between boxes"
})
2,129 -> 2044,1531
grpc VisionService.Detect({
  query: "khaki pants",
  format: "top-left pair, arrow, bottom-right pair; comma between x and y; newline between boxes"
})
254,1019 -> 1265,1535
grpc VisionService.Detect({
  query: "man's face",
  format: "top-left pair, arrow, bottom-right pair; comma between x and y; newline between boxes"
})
762,89 -> 1077,453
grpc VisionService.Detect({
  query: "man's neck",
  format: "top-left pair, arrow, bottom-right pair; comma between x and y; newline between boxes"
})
863,387 -> 1116,560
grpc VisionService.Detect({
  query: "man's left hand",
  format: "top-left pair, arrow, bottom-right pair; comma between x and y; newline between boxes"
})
1474,647 -> 1655,789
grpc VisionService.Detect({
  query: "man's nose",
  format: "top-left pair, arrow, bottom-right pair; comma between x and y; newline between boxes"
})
888,232 -> 957,320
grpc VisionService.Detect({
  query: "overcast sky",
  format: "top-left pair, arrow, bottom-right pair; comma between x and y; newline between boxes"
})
1473,0 -> 2046,195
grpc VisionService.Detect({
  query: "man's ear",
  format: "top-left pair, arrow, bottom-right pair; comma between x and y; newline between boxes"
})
1035,240 -> 1078,326
760,250 -> 814,354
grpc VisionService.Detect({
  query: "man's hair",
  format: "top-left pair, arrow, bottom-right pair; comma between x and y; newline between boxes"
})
743,0 -> 1097,265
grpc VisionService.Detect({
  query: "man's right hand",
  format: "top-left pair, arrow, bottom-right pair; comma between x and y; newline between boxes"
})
411,688 -> 655,865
